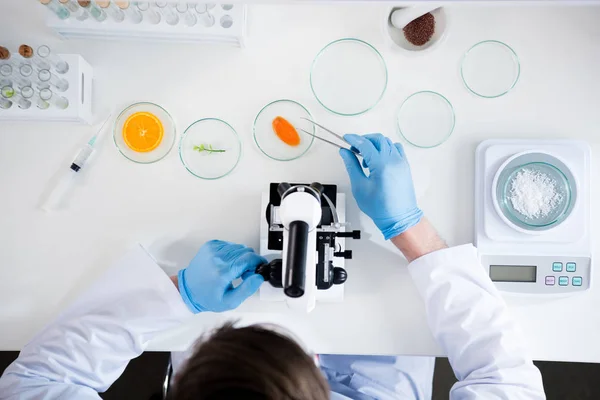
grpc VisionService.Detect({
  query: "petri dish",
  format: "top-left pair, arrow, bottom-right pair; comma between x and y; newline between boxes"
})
396,91 -> 455,148
461,40 -> 520,98
179,118 -> 241,179
113,102 -> 176,164
493,152 -> 576,233
310,38 -> 387,116
253,99 -> 315,161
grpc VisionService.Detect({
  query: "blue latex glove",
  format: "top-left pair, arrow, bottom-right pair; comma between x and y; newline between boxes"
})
340,133 -> 423,240
177,240 -> 266,313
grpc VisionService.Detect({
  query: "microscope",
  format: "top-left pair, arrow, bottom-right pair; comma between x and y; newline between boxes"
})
256,182 -> 361,313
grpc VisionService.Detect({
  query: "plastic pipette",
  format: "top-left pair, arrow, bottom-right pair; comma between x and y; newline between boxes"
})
41,114 -> 111,212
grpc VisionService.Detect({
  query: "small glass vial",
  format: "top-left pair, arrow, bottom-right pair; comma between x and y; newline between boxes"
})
136,2 -> 160,24
39,0 -> 70,20
40,88 -> 69,109
77,0 -> 107,22
59,0 -> 90,20
155,1 -> 179,26
114,1 -> 143,24
19,45 -> 51,71
176,3 -> 197,27
194,3 -> 215,27
96,0 -> 125,22
38,69 -> 69,92
1,86 -> 32,109
37,45 -> 69,74
0,64 -> 12,78
20,86 -> 50,110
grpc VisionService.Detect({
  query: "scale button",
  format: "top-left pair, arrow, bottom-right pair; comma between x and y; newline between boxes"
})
552,262 -> 563,272
558,276 -> 569,286
572,277 -> 583,287
545,276 -> 555,286
566,262 -> 577,272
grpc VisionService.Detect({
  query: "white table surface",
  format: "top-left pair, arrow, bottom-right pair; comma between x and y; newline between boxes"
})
2,1 -> 600,362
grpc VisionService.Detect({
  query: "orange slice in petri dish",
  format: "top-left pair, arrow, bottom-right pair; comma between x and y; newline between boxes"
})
122,111 -> 164,153
272,116 -> 301,147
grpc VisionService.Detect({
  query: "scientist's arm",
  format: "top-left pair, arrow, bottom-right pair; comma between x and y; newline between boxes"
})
340,134 -> 545,399
0,241 -> 265,399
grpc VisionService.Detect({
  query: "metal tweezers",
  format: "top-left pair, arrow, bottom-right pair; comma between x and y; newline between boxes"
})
298,118 -> 361,156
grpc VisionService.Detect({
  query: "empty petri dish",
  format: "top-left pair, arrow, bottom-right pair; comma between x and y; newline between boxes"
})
253,99 -> 315,161
179,118 -> 241,179
310,38 -> 387,116
461,40 -> 520,98
113,102 -> 176,164
396,91 -> 455,148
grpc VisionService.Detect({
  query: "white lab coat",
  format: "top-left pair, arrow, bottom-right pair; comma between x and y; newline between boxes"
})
0,244 -> 545,399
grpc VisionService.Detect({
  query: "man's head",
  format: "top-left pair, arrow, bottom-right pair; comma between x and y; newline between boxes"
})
169,323 -> 329,400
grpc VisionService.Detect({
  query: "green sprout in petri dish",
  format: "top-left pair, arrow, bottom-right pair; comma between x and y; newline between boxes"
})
193,143 -> 226,154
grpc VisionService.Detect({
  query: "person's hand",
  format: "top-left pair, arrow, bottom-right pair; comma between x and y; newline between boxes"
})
339,133 -> 423,240
177,240 -> 266,313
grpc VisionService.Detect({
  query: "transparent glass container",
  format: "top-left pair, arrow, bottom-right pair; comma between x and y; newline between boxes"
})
78,0 -> 107,22
97,0 -> 125,22
40,0 -> 70,20
461,40 -> 520,98
21,86 -> 50,109
496,162 -> 572,230
115,1 -> 143,24
194,3 -> 215,27
113,102 -> 176,164
136,2 -> 161,24
253,99 -> 315,161
39,88 -> 69,109
179,118 -> 242,179
396,91 -> 455,148
155,1 -> 179,25
38,69 -> 69,92
176,3 -> 197,27
37,45 -> 69,74
1,86 -> 32,109
310,38 -> 387,116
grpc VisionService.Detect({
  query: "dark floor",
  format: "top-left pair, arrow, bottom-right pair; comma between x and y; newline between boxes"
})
2,351 -> 600,399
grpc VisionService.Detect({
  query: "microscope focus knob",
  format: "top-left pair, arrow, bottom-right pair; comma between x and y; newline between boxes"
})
256,259 -> 283,288
332,267 -> 347,285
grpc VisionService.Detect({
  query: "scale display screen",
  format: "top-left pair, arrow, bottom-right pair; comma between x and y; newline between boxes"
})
489,265 -> 537,283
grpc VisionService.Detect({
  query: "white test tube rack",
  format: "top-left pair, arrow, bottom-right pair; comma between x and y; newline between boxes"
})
46,3 -> 247,47
0,54 -> 94,124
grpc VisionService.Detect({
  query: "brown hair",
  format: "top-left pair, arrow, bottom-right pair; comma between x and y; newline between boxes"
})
168,323 -> 330,400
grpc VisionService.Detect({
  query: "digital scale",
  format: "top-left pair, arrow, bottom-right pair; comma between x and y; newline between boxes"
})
475,139 -> 592,294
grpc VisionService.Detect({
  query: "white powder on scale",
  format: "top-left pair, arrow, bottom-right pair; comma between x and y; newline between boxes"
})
508,168 -> 563,219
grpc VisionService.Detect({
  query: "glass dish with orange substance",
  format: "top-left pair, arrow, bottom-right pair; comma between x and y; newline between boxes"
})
113,102 -> 176,164
253,99 -> 315,161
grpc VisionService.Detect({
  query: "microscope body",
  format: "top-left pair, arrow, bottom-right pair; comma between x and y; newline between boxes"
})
258,182 -> 360,313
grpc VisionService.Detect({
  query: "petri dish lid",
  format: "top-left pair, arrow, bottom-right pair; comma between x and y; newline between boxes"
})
113,102 -> 176,164
493,152 -> 576,232
461,40 -> 520,98
179,118 -> 241,179
310,38 -> 388,116
396,91 -> 455,148
253,99 -> 315,161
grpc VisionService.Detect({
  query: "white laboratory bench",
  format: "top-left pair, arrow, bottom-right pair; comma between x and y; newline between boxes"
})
1,2 -> 600,363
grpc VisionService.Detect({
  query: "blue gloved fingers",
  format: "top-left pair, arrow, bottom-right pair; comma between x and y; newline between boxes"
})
363,133 -> 390,153
220,244 -> 253,263
223,274 -> 264,308
340,148 -> 366,183
394,142 -> 406,157
344,134 -> 378,167
228,251 -> 267,280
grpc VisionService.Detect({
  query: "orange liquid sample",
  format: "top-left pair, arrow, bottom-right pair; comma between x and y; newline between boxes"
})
122,111 -> 164,153
272,116 -> 301,147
